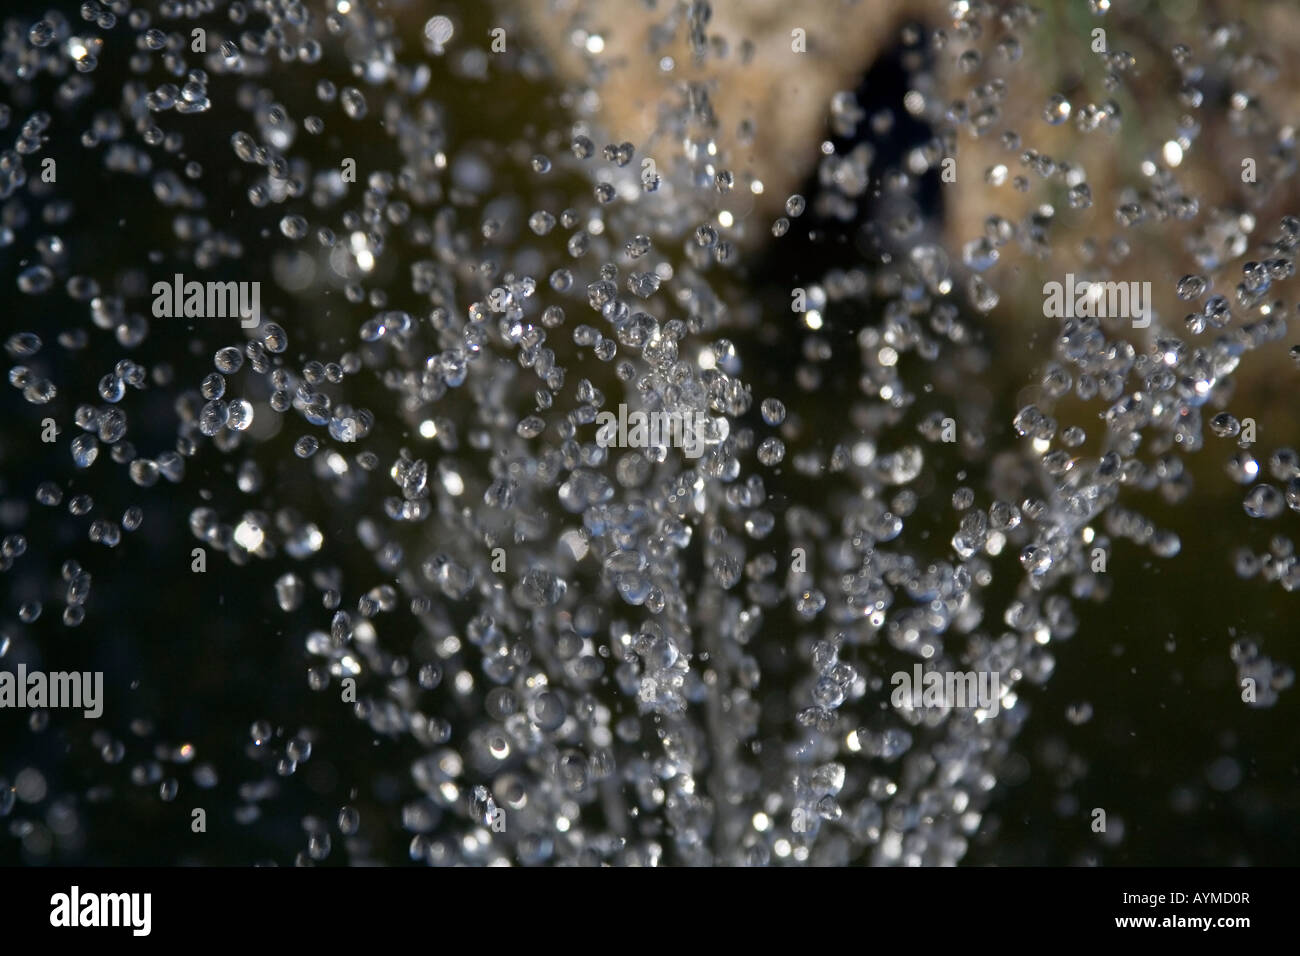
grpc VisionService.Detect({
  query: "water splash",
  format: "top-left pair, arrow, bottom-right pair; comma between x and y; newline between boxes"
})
0,0 -> 1295,866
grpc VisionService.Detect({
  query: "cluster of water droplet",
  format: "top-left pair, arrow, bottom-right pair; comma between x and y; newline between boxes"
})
0,0 -> 1295,866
